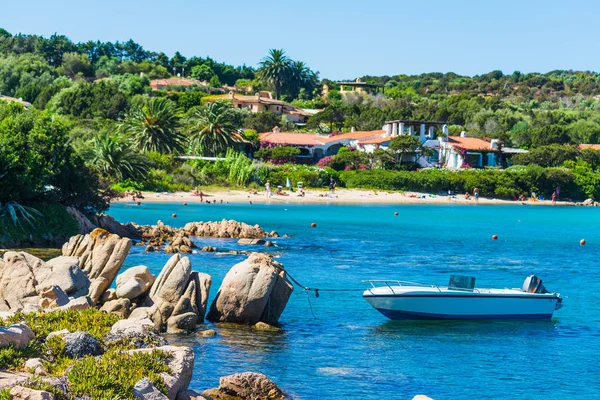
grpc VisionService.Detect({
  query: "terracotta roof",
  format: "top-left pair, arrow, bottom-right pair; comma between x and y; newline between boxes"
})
359,136 -> 392,145
259,132 -> 330,146
447,136 -> 496,151
579,144 -> 600,150
259,129 -> 389,146
210,94 -> 288,106
323,130 -> 387,143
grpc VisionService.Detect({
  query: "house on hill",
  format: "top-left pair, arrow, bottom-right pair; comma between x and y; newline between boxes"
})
208,91 -> 317,125
0,95 -> 32,108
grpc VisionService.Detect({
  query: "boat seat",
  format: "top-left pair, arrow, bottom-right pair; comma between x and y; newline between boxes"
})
522,275 -> 542,293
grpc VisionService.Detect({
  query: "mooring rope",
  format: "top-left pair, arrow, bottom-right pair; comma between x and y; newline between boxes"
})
285,272 -> 366,320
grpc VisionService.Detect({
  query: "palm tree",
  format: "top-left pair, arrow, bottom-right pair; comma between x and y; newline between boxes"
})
289,60 -> 318,99
257,49 -> 291,100
91,132 -> 149,181
186,101 -> 242,156
120,98 -> 185,154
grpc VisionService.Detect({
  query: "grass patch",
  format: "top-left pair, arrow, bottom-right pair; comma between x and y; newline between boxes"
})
0,343 -> 42,370
0,389 -> 9,400
0,309 -> 172,400
67,349 -> 170,400
4,309 -> 121,340
0,309 -> 120,370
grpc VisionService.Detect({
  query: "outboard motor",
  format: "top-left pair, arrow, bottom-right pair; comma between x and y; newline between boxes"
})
522,275 -> 549,294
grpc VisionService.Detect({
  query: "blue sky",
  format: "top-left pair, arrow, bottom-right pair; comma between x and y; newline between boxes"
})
1,0 -> 599,79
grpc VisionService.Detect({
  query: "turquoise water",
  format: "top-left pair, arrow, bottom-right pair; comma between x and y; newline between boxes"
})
108,202 -> 600,399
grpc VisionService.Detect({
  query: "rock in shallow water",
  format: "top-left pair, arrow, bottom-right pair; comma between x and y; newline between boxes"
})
207,253 -> 293,325
203,372 -> 285,400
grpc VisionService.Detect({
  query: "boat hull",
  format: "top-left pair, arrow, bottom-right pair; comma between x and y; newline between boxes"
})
363,292 -> 561,320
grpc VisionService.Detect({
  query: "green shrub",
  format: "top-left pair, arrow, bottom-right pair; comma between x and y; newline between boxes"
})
0,202 -> 79,245
338,167 -> 585,199
67,349 -> 170,400
3,309 -> 120,340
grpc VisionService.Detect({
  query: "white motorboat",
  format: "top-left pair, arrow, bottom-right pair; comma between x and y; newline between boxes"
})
363,275 -> 563,320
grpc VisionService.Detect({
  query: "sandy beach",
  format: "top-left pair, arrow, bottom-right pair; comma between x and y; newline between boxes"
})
112,188 -> 572,206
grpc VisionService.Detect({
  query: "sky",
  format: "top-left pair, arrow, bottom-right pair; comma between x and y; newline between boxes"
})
1,0 -> 599,80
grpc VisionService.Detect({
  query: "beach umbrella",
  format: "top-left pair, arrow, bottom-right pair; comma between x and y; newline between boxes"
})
286,177 -> 292,189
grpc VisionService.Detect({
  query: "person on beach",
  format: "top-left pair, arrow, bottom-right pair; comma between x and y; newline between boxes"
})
465,192 -> 471,200
265,181 -> 272,198
552,191 -> 557,204
473,187 -> 479,201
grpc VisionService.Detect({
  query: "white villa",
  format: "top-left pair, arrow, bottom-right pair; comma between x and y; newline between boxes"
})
259,119 -> 515,168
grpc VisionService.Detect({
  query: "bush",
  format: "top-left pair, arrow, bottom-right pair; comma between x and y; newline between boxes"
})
338,167 -> 584,199
0,202 -> 79,245
67,349 -> 170,400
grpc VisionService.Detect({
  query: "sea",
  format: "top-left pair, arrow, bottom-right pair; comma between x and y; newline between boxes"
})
108,202 -> 600,399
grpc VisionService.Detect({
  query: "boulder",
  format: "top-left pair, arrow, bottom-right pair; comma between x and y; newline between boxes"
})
198,329 -> 216,337
412,396 -> 434,400
24,358 -> 47,376
136,255 -> 212,332
0,323 -> 34,349
149,254 -> 191,305
129,306 -> 153,320
106,318 -> 167,349
176,389 -> 208,400
117,278 -> 148,300
166,312 -> 198,333
252,322 -> 282,331
0,252 -> 89,310
237,239 -> 265,245
38,286 -> 70,309
95,213 -> 142,238
583,198 -> 594,206
207,253 -> 293,325
66,206 -> 96,235
44,257 -> 90,297
116,266 -> 156,300
110,318 -> 155,336
9,386 -> 54,400
62,331 -> 102,358
62,228 -> 132,305
203,372 -> 284,400
264,241 -> 274,247
47,329 -> 70,340
56,296 -> 91,311
100,298 -> 132,318
129,346 -> 194,400
133,378 -> 169,400
100,288 -> 118,304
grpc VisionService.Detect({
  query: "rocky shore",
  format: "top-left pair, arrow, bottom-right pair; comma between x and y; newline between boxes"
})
0,227 -> 294,400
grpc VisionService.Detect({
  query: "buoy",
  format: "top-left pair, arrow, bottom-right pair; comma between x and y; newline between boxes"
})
311,223 -> 317,228
394,212 -> 399,216
492,235 -> 498,240
172,213 -> 177,218
183,202 -> 188,206
580,239 -> 586,246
